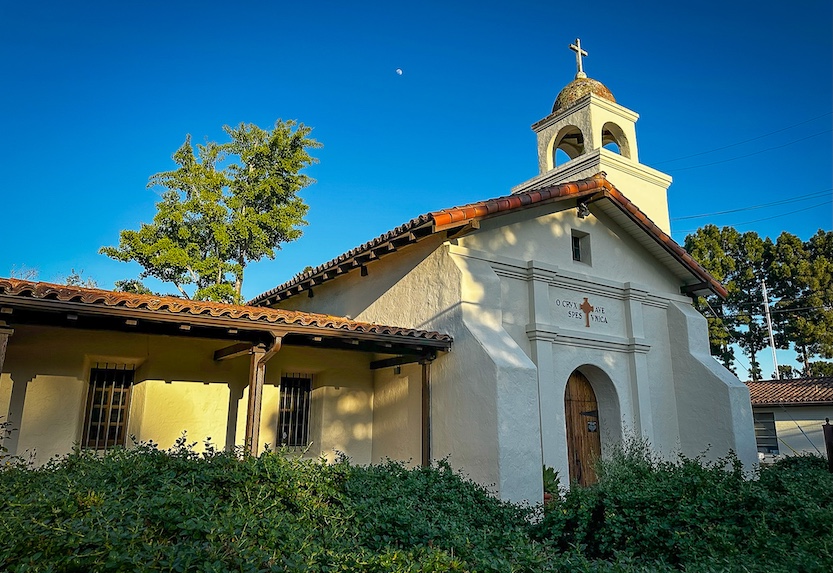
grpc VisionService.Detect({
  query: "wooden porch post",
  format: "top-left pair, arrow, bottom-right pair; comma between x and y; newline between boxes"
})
0,326 -> 13,373
244,334 -> 282,455
421,359 -> 431,467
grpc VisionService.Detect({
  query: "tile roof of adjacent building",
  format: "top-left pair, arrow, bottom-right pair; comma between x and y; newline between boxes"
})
0,278 -> 452,345
249,173 -> 727,306
745,377 -> 833,406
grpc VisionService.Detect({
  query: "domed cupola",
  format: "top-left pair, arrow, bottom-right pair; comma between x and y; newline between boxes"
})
553,76 -> 616,113
512,38 -> 674,234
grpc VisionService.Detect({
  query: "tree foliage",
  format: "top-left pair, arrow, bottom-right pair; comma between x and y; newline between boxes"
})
686,225 -> 833,379
101,120 -> 321,303
113,279 -> 156,295
61,268 -> 98,289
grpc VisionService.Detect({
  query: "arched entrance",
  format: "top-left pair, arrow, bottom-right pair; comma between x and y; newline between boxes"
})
564,370 -> 601,486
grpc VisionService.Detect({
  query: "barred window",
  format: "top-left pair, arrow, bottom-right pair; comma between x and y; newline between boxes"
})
278,375 -> 312,448
753,412 -> 779,455
83,366 -> 134,450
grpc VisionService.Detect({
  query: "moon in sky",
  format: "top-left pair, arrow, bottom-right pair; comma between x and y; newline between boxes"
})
395,68 -> 403,75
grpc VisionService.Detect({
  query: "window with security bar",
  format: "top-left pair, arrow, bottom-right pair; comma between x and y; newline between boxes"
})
82,366 -> 134,450
278,375 -> 312,448
753,412 -> 779,455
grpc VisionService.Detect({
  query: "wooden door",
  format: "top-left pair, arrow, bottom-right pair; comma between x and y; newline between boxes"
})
564,371 -> 601,486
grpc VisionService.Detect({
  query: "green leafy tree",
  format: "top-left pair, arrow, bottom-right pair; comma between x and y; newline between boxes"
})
767,230 -> 833,374
62,268 -> 97,288
101,120 -> 321,303
730,230 -> 768,380
685,225 -> 767,380
113,279 -> 156,295
806,361 -> 833,377
688,226 -> 833,380
775,365 -> 797,379
683,225 -> 737,371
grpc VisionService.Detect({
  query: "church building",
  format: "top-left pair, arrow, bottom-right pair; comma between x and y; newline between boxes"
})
248,39 -> 757,499
0,41 -> 756,504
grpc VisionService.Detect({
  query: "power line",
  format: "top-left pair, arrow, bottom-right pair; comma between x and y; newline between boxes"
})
671,189 -> 831,221
710,306 -> 830,319
654,112 -> 833,165
669,130 -> 832,172
675,199 -> 832,234
730,199 -> 832,228
704,299 -> 752,376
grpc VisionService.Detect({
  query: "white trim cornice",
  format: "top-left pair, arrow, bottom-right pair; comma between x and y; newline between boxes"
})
530,94 -> 640,132
511,149 -> 672,195
525,323 -> 651,354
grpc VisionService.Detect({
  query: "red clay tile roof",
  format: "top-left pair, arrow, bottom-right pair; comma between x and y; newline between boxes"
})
0,278 -> 452,345
249,173 -> 726,305
745,377 -> 833,406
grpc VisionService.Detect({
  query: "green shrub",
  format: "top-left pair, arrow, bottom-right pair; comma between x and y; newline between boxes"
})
0,441 -> 543,572
344,459 -> 543,571
531,441 -> 833,572
1,438 -> 831,572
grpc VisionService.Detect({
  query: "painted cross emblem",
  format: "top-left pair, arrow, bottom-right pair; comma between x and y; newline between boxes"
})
579,297 -> 594,328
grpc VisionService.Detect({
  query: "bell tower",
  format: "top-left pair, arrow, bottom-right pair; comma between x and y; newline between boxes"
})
513,39 -> 673,234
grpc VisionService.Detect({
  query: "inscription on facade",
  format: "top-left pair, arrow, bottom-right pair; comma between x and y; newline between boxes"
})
555,296 -> 608,328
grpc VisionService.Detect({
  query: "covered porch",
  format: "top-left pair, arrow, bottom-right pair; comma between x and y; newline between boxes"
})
0,278 -> 451,465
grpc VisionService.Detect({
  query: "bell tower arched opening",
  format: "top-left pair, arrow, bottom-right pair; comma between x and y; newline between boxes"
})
550,124 -> 585,167
601,121 -> 631,158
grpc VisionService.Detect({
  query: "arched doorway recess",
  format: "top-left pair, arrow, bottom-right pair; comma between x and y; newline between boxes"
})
564,370 -> 601,486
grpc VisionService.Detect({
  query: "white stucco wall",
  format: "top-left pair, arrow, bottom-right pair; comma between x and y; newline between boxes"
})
351,246 -> 543,503
270,198 -> 757,498
667,302 -> 757,467
371,362 -> 422,464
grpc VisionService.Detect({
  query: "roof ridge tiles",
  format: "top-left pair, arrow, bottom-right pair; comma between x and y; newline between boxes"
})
248,173 -> 724,306
249,174 -> 615,305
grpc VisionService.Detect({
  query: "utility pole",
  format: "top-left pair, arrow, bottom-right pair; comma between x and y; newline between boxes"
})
762,280 -> 779,380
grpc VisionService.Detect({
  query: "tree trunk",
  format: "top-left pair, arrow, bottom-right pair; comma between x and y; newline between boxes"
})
174,283 -> 190,299
800,343 -> 810,374
235,262 -> 244,302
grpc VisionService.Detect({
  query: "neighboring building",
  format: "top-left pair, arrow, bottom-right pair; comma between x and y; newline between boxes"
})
746,377 -> 833,459
0,42 -> 758,504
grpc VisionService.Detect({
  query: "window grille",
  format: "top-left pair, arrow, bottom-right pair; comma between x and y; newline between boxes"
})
82,365 -> 134,450
572,235 -> 582,261
753,412 -> 779,455
278,374 -> 312,448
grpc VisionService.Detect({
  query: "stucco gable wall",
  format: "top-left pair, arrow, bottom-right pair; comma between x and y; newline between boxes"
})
455,203 -> 682,296
349,247 -> 502,486
271,234 -> 449,320
369,247 -> 541,502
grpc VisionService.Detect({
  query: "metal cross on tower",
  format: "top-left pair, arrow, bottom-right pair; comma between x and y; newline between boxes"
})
570,38 -> 588,79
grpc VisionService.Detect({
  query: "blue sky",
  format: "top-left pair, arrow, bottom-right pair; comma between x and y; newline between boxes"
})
1,0 -> 831,309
